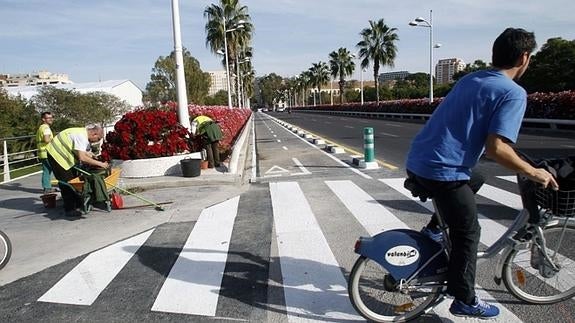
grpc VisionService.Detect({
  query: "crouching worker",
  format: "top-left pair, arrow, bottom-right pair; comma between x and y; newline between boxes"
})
46,124 -> 109,217
191,115 -> 223,168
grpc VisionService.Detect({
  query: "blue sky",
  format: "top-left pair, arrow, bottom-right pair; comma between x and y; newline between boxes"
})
1,0 -> 573,89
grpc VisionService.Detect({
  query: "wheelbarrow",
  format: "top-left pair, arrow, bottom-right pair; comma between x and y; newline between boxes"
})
60,167 -> 122,214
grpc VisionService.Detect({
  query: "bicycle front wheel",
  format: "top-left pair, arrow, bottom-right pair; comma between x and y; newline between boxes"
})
0,230 -> 12,270
348,256 -> 442,322
503,220 -> 575,304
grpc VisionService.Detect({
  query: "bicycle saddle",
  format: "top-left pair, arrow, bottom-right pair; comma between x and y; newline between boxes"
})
404,176 -> 434,202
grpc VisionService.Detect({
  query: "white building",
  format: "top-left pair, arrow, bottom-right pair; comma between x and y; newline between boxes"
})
0,70 -> 72,87
5,79 -> 143,107
435,58 -> 466,85
207,70 -> 228,96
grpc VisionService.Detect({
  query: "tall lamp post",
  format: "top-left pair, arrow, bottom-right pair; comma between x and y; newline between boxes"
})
170,0 -> 190,129
221,19 -> 245,109
409,9 -> 441,103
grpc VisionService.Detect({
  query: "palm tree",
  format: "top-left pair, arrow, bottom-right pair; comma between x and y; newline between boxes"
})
356,19 -> 399,104
204,0 -> 254,106
298,70 -> 312,105
329,48 -> 356,104
309,62 -> 330,105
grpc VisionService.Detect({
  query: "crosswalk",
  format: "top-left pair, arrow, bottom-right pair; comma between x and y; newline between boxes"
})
33,176 -> 572,322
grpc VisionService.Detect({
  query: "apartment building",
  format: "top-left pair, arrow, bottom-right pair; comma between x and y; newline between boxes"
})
207,70 -> 228,96
435,58 -> 466,84
0,70 -> 72,87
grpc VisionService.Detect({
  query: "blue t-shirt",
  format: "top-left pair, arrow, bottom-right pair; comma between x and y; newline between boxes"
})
406,70 -> 527,181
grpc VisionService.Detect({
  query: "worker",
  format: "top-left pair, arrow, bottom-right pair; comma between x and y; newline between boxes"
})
46,124 -> 109,217
191,115 -> 223,168
37,111 -> 55,194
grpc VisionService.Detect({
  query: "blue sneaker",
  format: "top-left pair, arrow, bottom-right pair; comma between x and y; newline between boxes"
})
421,226 -> 443,243
449,296 -> 500,319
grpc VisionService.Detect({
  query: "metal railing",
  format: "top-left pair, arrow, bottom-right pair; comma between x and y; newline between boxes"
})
1,135 -> 39,183
294,109 -> 575,130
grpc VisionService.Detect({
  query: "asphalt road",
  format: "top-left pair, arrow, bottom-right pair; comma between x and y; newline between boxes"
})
1,111 -> 574,322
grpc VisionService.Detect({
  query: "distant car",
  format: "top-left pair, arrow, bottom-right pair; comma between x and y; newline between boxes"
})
277,107 -> 285,112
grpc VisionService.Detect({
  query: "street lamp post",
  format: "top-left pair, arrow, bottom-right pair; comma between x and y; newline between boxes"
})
360,68 -> 365,105
409,9 -> 440,103
220,20 -> 245,109
170,0 -> 190,129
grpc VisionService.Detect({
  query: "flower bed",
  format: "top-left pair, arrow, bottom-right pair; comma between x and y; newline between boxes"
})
293,91 -> 575,120
102,105 -> 251,161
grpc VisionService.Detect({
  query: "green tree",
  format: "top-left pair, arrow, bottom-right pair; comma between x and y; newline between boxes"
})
145,48 -> 211,104
521,37 -> 575,93
0,88 -> 38,138
329,47 -> 356,104
205,90 -> 229,106
31,86 -> 131,128
309,62 -> 330,105
356,19 -> 399,104
255,73 -> 283,108
452,59 -> 489,81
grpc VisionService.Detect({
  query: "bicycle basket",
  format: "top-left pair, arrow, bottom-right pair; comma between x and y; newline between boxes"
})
535,187 -> 575,218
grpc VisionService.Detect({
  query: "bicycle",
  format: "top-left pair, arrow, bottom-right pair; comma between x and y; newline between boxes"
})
348,169 -> 575,322
0,229 -> 12,270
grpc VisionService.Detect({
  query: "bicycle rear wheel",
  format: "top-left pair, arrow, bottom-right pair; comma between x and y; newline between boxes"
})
0,230 -> 12,270
348,256 -> 442,322
503,220 -> 575,304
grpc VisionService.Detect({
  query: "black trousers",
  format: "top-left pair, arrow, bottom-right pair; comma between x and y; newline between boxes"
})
407,169 -> 485,304
47,154 -> 79,212
203,137 -> 220,168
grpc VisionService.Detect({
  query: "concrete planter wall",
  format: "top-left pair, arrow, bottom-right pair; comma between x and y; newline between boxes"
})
112,152 -> 202,178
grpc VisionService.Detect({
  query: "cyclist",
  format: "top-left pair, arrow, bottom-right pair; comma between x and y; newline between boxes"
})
406,27 -> 558,318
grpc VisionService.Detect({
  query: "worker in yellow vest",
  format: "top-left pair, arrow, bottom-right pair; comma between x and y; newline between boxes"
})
37,112 -> 55,194
191,115 -> 223,168
46,124 -> 109,217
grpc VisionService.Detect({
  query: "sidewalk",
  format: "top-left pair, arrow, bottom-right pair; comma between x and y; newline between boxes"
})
0,118 -> 254,286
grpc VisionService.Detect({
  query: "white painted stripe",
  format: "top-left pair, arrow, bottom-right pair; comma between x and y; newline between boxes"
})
38,229 -> 154,305
325,180 -> 407,235
277,139 -> 281,142
151,196 -> 240,316
292,158 -> 311,175
270,182 -> 362,321
273,134 -> 277,137
363,143 -> 374,149
478,184 -> 523,210
282,146 -> 288,150
271,116 -> 371,179
379,178 -> 506,245
498,175 -> 518,183
251,117 -> 257,181
379,132 -> 398,138
378,178 -> 522,322
344,125 -> 354,129
364,134 -> 374,139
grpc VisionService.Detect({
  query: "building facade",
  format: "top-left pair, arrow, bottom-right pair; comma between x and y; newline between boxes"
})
435,58 -> 466,85
207,70 -> 228,96
378,71 -> 410,83
0,71 -> 72,87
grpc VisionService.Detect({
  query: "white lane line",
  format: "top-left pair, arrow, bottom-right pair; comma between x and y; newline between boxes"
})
277,139 -> 281,142
273,134 -> 277,137
378,178 -> 522,322
151,196 -> 240,316
265,115 -> 371,179
38,229 -> 154,305
269,182 -> 362,322
292,158 -> 311,175
325,180 -> 407,235
379,132 -> 398,138
384,123 -> 402,128
282,146 -> 288,150
477,184 -> 523,210
251,117 -> 257,181
561,144 -> 575,148
344,125 -> 354,129
498,176 -> 517,183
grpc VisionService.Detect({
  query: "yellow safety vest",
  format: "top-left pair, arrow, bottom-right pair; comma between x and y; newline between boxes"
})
192,115 -> 213,135
36,124 -> 53,159
46,127 -> 87,170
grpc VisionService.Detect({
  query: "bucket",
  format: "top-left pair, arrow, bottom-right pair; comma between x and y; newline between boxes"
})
41,193 -> 58,208
180,158 -> 201,177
